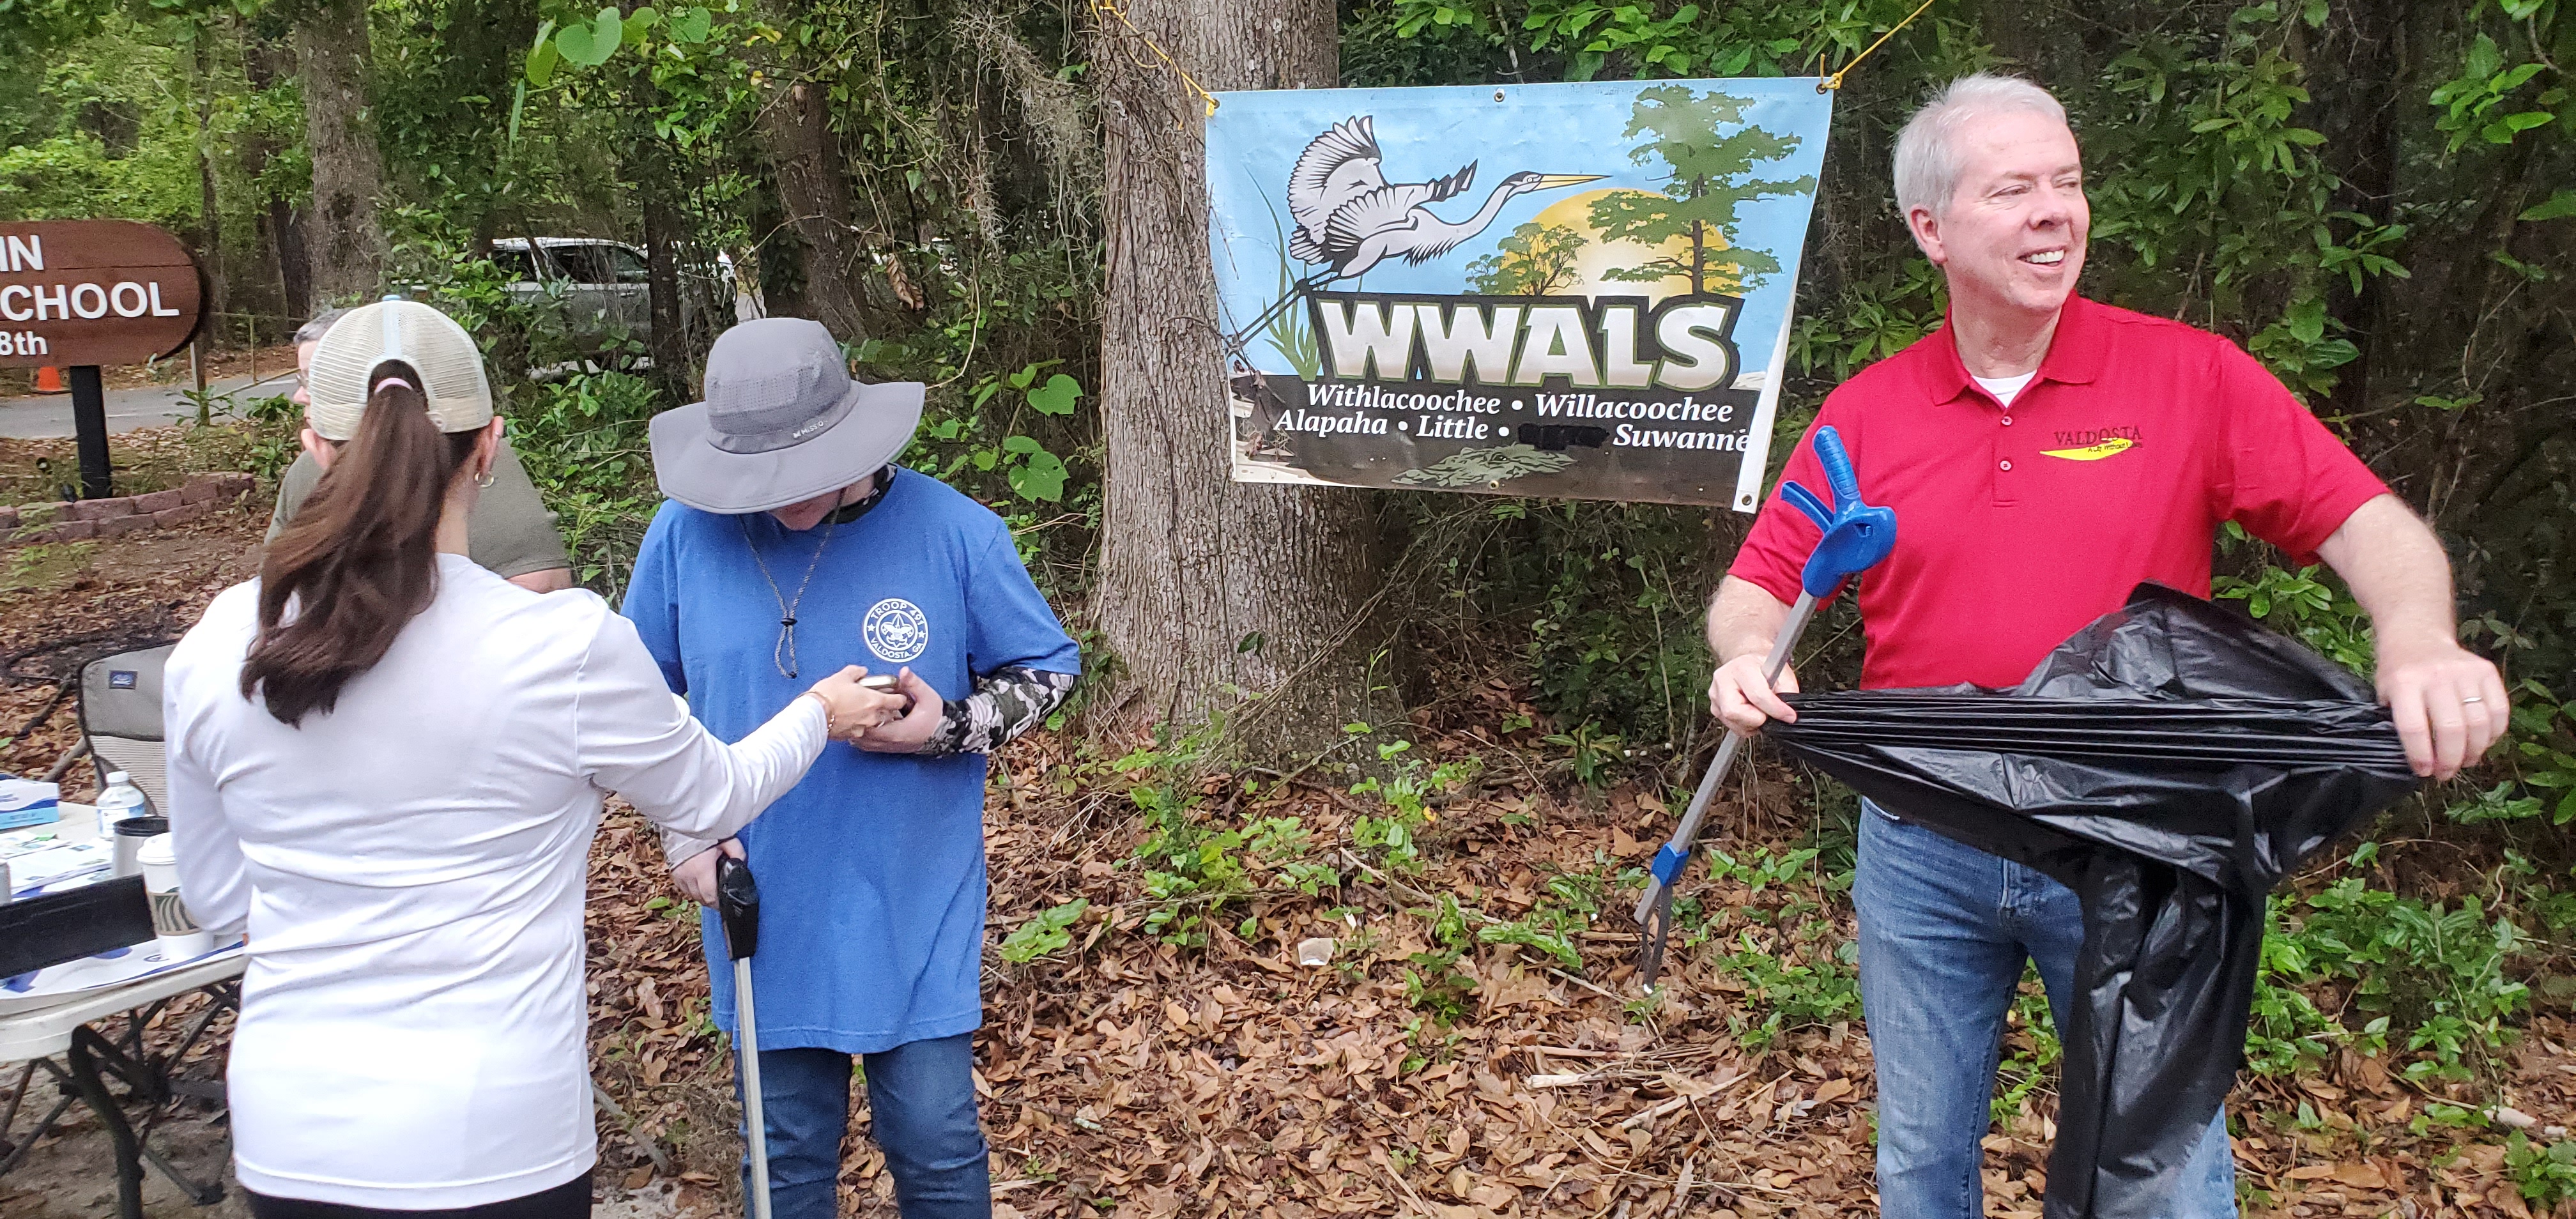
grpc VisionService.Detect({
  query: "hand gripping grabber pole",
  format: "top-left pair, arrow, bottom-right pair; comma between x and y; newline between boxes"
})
1634,425 -> 1894,990
716,854 -> 772,1219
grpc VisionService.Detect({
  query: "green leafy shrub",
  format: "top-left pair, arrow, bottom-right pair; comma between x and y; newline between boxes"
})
1349,737 -> 1478,871
2508,1133 -> 2576,1211
1120,724 -> 1334,944
999,899 -> 1090,963
1712,925 -> 1861,1050
2212,557 -> 2373,675
2252,866 -> 2533,1082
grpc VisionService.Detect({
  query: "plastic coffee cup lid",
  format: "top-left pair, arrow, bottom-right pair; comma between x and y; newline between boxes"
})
136,832 -> 177,868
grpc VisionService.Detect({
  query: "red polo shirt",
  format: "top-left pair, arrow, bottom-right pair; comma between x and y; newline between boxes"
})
1729,295 -> 2388,690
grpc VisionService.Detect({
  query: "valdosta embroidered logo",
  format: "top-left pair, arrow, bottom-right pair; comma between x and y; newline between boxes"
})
863,598 -> 930,663
2041,424 -> 2143,462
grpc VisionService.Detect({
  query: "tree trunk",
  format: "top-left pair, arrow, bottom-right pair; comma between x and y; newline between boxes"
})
756,78 -> 882,342
637,130 -> 692,398
243,23 -> 310,320
296,0 -> 385,305
270,203 -> 312,321
748,180 -> 809,322
1092,0 -> 1402,763
187,27 -> 231,342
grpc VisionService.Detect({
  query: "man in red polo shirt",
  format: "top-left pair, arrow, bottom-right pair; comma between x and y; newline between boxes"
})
1709,75 -> 2508,1218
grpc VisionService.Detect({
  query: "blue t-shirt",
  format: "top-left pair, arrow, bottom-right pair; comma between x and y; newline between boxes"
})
621,468 -> 1079,1054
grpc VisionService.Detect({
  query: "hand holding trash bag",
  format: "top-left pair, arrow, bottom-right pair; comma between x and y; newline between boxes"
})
2315,495 -> 2511,778
1764,583 -> 2421,1219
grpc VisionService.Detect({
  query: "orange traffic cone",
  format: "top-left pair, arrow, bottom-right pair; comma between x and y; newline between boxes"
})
33,366 -> 65,394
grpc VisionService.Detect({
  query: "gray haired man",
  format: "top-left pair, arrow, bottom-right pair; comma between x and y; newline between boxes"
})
1708,75 -> 2505,1218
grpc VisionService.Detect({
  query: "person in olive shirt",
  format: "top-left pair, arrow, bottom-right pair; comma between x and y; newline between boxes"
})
268,309 -> 575,593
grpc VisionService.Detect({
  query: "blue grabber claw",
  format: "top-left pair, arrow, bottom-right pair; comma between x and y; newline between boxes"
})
1780,425 -> 1897,599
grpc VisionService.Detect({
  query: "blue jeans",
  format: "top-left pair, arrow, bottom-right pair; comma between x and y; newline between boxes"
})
733,1033 -> 990,1219
1857,802 -> 2236,1218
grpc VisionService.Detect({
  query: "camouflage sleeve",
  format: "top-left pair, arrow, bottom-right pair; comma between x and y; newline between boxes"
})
919,666 -> 1076,756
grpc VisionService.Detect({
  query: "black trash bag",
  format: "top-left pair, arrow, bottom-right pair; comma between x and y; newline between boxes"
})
1764,583 -> 2418,1219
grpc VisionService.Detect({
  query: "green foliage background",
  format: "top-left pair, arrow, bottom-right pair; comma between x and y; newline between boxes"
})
2,0 -> 2566,785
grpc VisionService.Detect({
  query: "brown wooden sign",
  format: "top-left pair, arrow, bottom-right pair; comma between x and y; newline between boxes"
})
0,220 -> 202,368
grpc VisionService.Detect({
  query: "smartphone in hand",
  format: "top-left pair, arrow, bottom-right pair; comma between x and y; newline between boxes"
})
859,672 -> 914,712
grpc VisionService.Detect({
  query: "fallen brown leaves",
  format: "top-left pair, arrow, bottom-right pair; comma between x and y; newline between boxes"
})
572,717 -> 2576,1219
0,420 -> 264,506
576,726 -> 1903,1218
1,497 -> 261,795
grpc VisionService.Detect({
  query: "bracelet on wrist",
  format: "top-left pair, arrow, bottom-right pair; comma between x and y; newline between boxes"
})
801,689 -> 837,735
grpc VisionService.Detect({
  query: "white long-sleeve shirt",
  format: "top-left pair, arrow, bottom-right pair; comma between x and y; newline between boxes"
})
164,555 -> 827,1209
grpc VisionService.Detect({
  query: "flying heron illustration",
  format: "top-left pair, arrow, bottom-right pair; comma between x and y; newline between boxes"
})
1225,115 -> 1603,351
1290,116 -> 1601,279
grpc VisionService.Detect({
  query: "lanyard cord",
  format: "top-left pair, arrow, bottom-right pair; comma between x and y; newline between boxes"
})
740,512 -> 840,679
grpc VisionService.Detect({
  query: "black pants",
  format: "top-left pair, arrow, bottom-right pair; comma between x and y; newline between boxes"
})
247,1170 -> 592,1219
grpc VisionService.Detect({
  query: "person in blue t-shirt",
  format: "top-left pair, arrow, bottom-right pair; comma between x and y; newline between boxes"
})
623,318 -> 1080,1219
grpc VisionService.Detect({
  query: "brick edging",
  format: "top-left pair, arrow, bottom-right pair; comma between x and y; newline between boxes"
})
1,472 -> 256,548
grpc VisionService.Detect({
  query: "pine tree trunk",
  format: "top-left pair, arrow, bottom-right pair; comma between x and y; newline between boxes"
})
1092,0 -> 1402,762
297,0 -> 385,305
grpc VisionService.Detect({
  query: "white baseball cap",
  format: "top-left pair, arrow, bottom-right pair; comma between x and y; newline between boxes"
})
304,298 -> 495,442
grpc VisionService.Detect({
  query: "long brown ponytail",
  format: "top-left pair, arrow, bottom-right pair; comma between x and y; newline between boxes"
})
241,360 -> 482,726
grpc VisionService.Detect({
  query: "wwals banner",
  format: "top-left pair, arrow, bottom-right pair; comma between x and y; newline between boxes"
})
1207,79 -> 1832,510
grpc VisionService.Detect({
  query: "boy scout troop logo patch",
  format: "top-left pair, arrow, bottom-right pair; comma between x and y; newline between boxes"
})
864,598 -> 930,663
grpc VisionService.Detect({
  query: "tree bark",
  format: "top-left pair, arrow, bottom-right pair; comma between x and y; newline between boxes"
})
1092,0 -> 1402,763
243,22 -> 310,320
637,128 -> 692,398
192,31 -> 226,337
296,0 -> 385,305
756,79 -> 884,343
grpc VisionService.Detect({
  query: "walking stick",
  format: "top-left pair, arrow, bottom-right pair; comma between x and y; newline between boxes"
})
1634,425 -> 1895,990
716,854 -> 773,1219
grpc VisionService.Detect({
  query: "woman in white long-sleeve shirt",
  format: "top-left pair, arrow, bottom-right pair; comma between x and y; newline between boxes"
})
162,300 -> 905,1219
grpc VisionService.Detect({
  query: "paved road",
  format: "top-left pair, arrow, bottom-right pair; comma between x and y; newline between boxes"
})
0,370 -> 295,440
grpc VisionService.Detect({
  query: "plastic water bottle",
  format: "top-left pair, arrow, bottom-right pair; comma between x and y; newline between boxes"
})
96,772 -> 148,836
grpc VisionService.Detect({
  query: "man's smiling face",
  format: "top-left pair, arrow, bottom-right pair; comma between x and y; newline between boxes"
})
1908,108 -> 2090,321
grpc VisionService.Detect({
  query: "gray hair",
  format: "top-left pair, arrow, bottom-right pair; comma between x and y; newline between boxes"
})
293,307 -> 352,347
1892,74 -> 2070,218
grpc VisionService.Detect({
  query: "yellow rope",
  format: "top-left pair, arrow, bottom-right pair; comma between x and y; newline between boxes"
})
1091,0 -> 1220,121
1818,0 -> 1941,93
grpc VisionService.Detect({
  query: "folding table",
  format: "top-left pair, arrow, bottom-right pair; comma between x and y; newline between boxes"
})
0,949 -> 243,1219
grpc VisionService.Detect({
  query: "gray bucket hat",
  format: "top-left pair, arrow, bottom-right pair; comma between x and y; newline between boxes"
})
649,318 -> 924,514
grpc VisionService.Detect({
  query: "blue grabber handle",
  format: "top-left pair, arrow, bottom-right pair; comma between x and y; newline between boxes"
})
1634,425 -> 1894,990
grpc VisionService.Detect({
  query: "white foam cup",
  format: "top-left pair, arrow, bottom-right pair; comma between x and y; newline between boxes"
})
136,834 -> 213,960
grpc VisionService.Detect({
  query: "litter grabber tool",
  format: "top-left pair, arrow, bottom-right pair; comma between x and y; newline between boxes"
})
1632,425 -> 1894,990
716,853 -> 772,1219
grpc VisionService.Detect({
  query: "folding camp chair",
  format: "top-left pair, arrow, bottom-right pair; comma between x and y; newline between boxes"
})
77,644 -> 174,815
